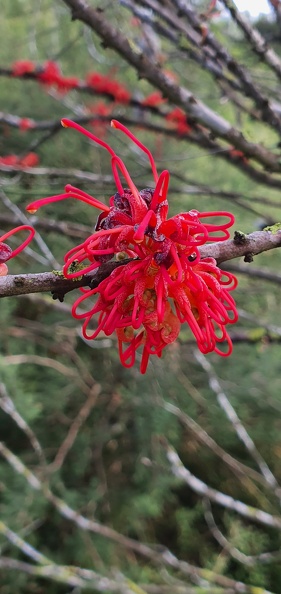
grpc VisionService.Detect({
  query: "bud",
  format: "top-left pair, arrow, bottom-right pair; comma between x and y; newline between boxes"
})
0,242 -> 12,264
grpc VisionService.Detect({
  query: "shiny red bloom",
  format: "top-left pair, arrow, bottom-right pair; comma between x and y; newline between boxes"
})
27,120 -> 238,372
0,225 -> 35,276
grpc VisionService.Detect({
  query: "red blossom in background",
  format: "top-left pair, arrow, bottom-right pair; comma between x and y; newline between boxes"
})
85,72 -> 131,103
166,108 -> 192,135
19,117 -> 35,132
11,60 -> 35,76
141,92 -> 166,107
0,153 -> 39,168
37,61 -> 79,93
229,148 -> 249,165
11,60 -> 80,94
27,120 -> 238,373
0,225 -> 35,276
11,60 -> 130,102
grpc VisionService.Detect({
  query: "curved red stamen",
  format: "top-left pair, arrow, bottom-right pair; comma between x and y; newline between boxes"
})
63,255 -> 100,278
140,346 -> 150,374
170,244 -> 183,283
64,184 -> 110,211
111,119 -> 159,184
0,225 -> 35,259
26,191 -> 109,214
150,170 -> 170,211
111,156 -> 148,222
133,210 -> 157,243
61,118 -> 116,157
61,118 -> 124,195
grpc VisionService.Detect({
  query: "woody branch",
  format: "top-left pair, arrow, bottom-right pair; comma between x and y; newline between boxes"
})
0,230 -> 280,299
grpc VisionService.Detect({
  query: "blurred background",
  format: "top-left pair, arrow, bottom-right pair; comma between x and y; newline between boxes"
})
1,1 -> 281,592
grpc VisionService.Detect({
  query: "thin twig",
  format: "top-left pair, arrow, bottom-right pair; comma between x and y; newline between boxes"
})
194,350 -> 280,495
166,443 -> 281,530
0,440 -> 271,593
0,382 -> 46,467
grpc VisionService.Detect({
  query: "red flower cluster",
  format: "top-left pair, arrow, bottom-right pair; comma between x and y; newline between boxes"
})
141,92 -> 166,107
11,60 -> 79,93
12,60 -> 35,76
27,120 -> 238,373
0,153 -> 39,168
85,72 -> 131,103
10,60 -> 195,134
9,61 -> 176,113
166,108 -> 192,135
0,225 -> 35,276
19,118 -> 35,132
11,60 -> 131,101
37,61 -> 79,92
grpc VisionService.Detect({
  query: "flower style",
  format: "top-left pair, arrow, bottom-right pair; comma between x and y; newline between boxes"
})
0,225 -> 35,276
26,119 -> 238,373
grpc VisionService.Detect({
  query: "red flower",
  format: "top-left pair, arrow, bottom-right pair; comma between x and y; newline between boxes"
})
37,60 -> 61,86
141,92 -> 166,107
26,119 -> 237,373
12,60 -> 35,76
0,225 -> 35,275
18,152 -> 39,168
0,153 -> 39,168
0,155 -> 18,167
56,76 -> 79,93
19,118 -> 35,132
166,108 -> 192,135
85,72 -> 131,103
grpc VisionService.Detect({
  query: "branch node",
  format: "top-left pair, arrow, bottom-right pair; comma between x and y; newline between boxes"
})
244,252 -> 254,263
233,230 -> 248,245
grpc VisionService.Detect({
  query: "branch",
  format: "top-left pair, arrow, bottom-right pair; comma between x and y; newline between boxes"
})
1,230 -> 281,298
0,260 -> 129,299
3,109 -> 281,188
0,554 -> 147,593
194,350 -> 280,494
163,400 -> 269,487
220,0 -> 281,81
0,383 -> 45,467
60,0 -> 281,173
203,498 -> 281,567
0,441 -> 272,593
166,444 -> 281,530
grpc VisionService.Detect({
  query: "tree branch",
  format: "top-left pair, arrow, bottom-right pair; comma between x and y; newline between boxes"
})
1,230 -> 280,299
60,0 -> 281,173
